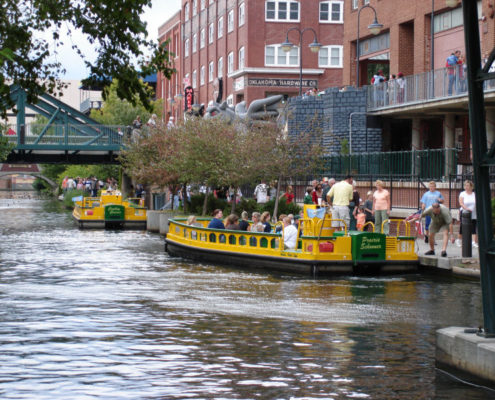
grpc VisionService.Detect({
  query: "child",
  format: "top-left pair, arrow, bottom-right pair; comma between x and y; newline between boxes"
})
356,206 -> 366,231
303,186 -> 313,204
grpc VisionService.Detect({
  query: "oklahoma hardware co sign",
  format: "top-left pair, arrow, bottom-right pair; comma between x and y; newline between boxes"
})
247,78 -> 318,87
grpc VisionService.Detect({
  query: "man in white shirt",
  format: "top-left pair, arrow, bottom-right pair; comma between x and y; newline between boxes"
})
282,216 -> 298,250
254,180 -> 269,204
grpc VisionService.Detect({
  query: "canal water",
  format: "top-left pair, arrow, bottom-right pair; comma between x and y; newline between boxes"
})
0,199 -> 493,399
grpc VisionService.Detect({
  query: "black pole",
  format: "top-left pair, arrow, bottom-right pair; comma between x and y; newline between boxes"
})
462,0 -> 495,336
461,210 -> 472,258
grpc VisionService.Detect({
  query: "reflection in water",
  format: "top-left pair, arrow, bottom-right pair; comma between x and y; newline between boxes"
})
0,199 -> 492,399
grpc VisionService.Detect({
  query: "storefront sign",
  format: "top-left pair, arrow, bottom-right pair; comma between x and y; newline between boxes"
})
234,77 -> 245,91
247,78 -> 317,87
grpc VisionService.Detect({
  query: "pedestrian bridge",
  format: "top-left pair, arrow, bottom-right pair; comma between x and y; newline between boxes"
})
3,85 -> 127,164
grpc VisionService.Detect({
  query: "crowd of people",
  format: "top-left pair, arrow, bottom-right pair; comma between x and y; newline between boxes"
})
61,176 -> 118,197
177,173 -> 478,258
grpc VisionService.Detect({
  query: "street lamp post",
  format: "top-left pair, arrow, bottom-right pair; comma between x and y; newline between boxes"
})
356,5 -> 383,87
281,27 -> 322,96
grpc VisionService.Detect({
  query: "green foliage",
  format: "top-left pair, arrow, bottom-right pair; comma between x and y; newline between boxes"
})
62,189 -> 87,209
57,165 -> 119,185
259,198 -> 301,216
32,177 -> 53,196
188,193 -> 229,216
0,134 -> 14,162
40,164 -> 67,183
1,0 -> 174,119
89,80 -> 162,126
340,139 -> 349,155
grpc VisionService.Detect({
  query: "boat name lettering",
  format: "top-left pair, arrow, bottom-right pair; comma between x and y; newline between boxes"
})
360,237 -> 382,250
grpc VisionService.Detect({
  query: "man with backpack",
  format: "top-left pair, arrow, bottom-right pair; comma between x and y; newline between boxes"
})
446,51 -> 459,96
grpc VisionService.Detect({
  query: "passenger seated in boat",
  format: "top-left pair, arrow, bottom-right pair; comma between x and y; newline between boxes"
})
261,211 -> 272,233
239,211 -> 249,231
187,215 -> 202,227
207,209 -> 225,229
225,214 -> 241,230
249,212 -> 264,232
282,216 -> 298,250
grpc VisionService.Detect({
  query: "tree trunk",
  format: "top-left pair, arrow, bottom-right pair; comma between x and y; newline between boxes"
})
182,183 -> 188,213
231,187 -> 237,214
273,177 -> 282,222
202,186 -> 209,216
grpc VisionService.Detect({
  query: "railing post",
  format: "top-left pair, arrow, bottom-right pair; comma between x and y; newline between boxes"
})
19,124 -> 25,145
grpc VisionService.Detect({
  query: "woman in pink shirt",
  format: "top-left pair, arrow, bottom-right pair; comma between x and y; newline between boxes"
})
372,180 -> 390,234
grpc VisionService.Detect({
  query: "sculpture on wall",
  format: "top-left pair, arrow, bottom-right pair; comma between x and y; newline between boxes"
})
203,94 -> 284,124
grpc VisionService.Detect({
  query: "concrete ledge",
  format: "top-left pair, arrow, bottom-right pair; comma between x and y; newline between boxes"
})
437,327 -> 495,385
147,210 -> 162,232
419,255 -> 480,279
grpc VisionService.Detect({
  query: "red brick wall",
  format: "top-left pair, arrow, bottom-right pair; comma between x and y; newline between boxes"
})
159,0 -> 344,110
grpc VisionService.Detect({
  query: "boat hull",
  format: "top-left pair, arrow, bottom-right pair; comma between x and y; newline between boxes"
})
165,237 -> 418,276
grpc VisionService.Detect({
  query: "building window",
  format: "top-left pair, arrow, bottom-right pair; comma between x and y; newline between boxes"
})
218,56 -> 224,77
201,0 -> 206,10
364,0 -> 369,4
192,33 -> 197,53
228,10 -> 234,32
318,45 -> 343,68
238,46 -> 245,68
209,61 -> 214,82
185,73 -> 190,86
200,65 -> 205,85
184,38 -> 189,57
352,0 -> 358,9
218,17 -> 224,38
192,70 -> 197,88
228,52 -> 234,74
226,94 -> 233,106
320,1 -> 343,23
192,0 -> 197,16
265,44 -> 299,66
208,23 -> 214,43
184,2 -> 189,21
265,1 -> 299,22
239,3 -> 245,26
209,0 -> 214,4
200,29 -> 205,48
433,4 -> 480,34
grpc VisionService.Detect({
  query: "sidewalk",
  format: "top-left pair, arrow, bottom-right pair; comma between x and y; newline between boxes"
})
415,236 -> 480,278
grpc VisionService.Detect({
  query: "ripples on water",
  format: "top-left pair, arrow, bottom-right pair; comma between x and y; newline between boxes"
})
0,199 -> 492,399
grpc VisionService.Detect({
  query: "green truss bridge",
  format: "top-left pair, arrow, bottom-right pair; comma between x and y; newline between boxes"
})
3,85 -> 127,164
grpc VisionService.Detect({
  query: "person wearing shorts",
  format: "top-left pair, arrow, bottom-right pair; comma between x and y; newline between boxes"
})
421,203 -> 452,257
327,175 -> 353,230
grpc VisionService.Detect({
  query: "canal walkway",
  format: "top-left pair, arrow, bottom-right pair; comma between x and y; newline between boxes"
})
416,237 -> 480,279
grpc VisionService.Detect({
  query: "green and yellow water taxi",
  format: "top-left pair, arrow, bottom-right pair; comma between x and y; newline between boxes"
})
72,190 -> 147,229
165,205 -> 418,275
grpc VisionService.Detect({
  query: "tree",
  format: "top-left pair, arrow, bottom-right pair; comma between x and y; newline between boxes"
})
247,113 -> 325,220
0,0 -> 174,119
89,80 -> 162,126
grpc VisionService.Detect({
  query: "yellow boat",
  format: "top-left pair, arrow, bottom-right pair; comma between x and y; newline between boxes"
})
72,190 -> 147,229
165,205 -> 418,275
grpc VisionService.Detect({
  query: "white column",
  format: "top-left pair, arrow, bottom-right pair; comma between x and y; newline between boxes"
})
411,118 -> 421,176
444,114 -> 455,178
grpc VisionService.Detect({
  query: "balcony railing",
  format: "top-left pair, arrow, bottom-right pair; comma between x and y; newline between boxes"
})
320,148 -> 457,180
367,65 -> 495,111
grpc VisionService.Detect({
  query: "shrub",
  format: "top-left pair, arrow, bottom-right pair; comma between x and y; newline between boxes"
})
260,198 -> 301,216
62,189 -> 88,209
188,193 -> 229,216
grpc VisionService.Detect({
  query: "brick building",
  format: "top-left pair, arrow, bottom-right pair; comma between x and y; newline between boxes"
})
157,0 -> 345,122
343,0 -> 491,86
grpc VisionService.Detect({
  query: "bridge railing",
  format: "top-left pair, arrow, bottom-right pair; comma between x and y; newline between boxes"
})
3,124 -> 128,149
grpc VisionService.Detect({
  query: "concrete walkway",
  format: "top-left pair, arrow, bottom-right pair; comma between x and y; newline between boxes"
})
415,236 -> 480,279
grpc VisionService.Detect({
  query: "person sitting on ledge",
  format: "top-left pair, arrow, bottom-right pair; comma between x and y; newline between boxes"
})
207,209 -> 225,229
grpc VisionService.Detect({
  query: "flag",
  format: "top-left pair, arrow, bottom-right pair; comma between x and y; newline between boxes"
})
307,207 -> 326,219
